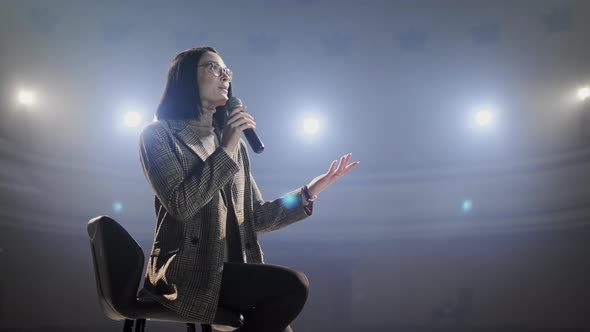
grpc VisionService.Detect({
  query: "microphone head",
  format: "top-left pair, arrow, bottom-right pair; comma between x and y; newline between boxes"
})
227,96 -> 243,111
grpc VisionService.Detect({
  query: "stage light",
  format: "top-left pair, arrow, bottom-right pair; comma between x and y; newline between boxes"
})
303,116 -> 320,135
474,108 -> 494,127
112,201 -> 123,214
578,86 -> 590,101
294,111 -> 325,143
462,199 -> 473,213
124,111 -> 143,128
17,90 -> 36,106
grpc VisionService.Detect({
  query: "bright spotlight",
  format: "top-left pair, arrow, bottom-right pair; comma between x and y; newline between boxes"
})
303,116 -> 320,135
124,111 -> 143,128
474,108 -> 494,127
578,86 -> 590,101
17,90 -> 36,106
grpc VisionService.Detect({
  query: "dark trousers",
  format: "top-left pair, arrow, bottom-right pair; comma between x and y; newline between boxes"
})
218,262 -> 309,332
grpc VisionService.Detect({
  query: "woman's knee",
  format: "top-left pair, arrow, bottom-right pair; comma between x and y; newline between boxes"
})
289,270 -> 309,300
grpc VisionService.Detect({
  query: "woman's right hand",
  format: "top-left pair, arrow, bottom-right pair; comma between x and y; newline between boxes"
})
220,105 -> 256,154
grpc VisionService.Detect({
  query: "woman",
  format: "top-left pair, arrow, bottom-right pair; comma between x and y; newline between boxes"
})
138,47 -> 359,332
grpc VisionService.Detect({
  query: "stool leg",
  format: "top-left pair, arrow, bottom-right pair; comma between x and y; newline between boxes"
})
200,324 -> 212,332
135,319 -> 146,332
123,319 -> 134,332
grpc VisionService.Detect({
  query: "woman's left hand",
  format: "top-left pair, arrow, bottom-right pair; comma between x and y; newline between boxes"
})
307,152 -> 360,198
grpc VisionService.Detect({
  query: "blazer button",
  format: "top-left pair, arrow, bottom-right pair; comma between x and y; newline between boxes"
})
191,237 -> 199,245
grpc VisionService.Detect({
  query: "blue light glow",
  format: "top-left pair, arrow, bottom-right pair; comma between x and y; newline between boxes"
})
112,201 -> 124,214
462,199 -> 473,213
281,194 -> 299,209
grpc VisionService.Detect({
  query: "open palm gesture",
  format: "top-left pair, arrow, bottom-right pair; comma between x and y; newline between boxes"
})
307,152 -> 360,197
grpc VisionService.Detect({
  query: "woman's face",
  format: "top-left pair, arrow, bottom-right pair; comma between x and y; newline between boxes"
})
197,52 -> 231,110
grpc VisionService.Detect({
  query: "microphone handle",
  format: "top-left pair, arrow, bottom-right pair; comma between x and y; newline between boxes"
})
243,128 -> 265,154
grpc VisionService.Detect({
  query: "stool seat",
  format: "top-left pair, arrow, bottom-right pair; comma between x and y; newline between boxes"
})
134,296 -> 243,326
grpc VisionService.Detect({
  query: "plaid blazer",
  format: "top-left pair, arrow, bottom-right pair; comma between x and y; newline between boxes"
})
137,119 -> 313,323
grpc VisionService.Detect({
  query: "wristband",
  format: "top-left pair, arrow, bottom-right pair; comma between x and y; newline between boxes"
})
303,185 -> 317,202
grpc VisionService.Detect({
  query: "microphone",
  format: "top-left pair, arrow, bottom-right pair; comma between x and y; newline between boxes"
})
227,96 -> 265,153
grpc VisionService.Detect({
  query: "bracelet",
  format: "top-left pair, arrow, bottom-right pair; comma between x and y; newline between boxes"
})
303,185 -> 318,202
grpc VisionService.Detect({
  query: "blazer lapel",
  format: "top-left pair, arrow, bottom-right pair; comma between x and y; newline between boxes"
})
164,120 -> 242,225
166,120 -> 211,162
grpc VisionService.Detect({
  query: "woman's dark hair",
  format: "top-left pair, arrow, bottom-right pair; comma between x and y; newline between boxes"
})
156,46 -> 232,131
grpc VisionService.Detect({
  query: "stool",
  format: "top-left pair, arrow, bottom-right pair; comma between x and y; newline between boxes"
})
87,215 -> 244,332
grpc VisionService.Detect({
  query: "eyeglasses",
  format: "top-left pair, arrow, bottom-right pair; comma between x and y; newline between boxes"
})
198,61 -> 233,81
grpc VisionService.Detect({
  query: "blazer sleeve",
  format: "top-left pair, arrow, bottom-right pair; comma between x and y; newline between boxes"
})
247,149 -> 314,234
139,123 -> 240,222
